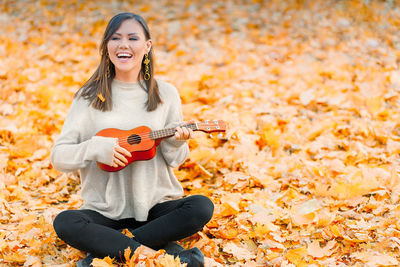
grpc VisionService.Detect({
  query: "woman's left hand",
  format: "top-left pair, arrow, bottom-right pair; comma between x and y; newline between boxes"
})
174,125 -> 194,141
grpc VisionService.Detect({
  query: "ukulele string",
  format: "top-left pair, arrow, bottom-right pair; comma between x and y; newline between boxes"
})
115,122 -> 222,146
116,124 -> 198,145
115,123 -> 203,146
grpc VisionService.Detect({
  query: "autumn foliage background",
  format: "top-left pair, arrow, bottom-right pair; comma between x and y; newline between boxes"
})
1,0 -> 400,266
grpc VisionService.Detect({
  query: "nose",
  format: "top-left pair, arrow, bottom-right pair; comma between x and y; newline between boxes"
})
118,38 -> 129,49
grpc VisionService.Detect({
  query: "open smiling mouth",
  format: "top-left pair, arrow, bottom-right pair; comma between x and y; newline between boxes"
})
117,53 -> 133,59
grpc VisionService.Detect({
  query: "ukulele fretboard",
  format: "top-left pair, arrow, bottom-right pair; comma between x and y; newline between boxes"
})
149,123 -> 198,139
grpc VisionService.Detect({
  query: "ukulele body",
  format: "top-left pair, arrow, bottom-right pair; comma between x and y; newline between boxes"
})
96,126 -> 161,172
94,120 -> 226,172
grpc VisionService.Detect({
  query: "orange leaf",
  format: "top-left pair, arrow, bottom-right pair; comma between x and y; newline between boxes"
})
307,240 -> 336,258
91,257 -> 115,267
219,202 -> 239,217
219,227 -> 238,239
285,246 -> 308,267
121,228 -> 134,238
124,246 -> 132,262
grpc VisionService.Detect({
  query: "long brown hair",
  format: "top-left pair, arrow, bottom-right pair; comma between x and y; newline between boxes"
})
76,12 -> 162,112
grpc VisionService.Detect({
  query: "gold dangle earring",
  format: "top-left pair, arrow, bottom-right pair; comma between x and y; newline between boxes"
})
144,53 -> 150,80
106,57 -> 111,78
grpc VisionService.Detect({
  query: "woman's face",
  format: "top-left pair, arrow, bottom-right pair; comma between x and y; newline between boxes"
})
107,19 -> 152,80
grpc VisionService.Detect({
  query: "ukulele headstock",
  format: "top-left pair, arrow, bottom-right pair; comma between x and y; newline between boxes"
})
196,120 -> 226,133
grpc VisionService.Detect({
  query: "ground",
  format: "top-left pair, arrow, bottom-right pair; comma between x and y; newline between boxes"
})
1,0 -> 400,266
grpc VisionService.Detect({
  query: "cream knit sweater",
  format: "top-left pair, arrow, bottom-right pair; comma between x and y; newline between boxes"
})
51,79 -> 188,221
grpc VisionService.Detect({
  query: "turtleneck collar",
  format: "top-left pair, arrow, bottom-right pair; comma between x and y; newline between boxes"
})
112,79 -> 144,90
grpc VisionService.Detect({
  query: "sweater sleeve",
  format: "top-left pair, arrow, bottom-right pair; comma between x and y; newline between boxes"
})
50,97 -> 118,173
159,84 -> 190,168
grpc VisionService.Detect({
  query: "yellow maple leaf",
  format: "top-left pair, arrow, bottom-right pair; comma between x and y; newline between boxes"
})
285,246 -> 308,267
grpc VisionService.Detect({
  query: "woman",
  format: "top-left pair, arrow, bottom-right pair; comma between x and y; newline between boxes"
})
51,12 -> 213,267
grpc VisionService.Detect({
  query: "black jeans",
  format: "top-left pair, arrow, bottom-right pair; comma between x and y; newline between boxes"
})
53,195 -> 214,259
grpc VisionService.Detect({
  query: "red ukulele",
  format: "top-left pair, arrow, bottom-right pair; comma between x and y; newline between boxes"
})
95,120 -> 226,172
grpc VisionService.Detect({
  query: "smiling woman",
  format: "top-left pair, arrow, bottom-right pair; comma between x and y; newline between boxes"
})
77,13 -> 160,112
50,12 -> 213,267
107,19 -> 152,82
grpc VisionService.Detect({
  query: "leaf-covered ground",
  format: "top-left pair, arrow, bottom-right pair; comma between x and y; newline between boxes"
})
1,0 -> 400,266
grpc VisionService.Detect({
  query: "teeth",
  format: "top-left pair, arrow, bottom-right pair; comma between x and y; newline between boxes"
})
117,53 -> 132,58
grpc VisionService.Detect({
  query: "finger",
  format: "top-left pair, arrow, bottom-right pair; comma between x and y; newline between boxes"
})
175,127 -> 183,140
114,145 -> 129,164
111,159 -> 119,167
115,145 -> 132,158
114,151 -> 128,164
176,127 -> 183,134
181,127 -> 190,139
174,131 -> 180,140
185,127 -> 193,139
188,128 -> 194,138
113,156 -> 126,167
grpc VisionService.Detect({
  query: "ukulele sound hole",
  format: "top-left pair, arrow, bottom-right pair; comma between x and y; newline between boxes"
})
127,134 -> 141,145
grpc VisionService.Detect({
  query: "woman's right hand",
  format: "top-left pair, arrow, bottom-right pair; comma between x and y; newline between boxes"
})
111,144 -> 131,167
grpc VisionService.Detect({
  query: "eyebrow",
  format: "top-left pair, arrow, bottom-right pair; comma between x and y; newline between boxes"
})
113,33 -> 139,36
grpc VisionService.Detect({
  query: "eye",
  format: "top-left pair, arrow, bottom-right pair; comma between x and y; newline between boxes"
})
129,37 -> 138,41
110,36 -> 119,40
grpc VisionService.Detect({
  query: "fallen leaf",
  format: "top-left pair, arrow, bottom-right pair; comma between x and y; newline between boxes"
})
307,240 -> 336,258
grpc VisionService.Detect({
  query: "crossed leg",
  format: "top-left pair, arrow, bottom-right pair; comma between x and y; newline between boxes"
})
53,195 -> 214,259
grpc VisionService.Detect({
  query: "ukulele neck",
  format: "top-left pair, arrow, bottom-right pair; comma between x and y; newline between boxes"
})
149,123 -> 197,140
